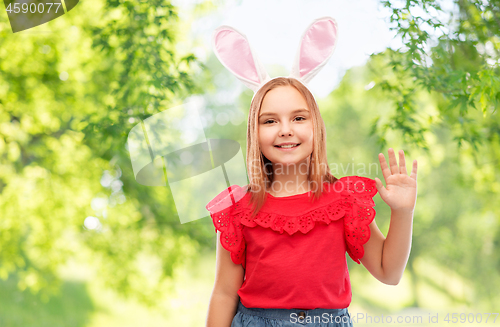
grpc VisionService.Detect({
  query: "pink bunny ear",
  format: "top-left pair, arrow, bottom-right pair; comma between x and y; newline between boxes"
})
290,17 -> 338,85
212,26 -> 270,92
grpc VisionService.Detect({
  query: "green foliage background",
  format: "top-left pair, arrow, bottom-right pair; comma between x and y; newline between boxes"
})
0,0 -> 498,325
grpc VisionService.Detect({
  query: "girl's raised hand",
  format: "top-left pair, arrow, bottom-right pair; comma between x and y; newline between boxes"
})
375,148 -> 418,213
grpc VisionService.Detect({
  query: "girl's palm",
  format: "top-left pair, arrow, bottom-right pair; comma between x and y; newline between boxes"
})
375,148 -> 418,212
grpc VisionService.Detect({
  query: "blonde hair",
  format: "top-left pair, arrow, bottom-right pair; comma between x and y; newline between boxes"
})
246,77 -> 337,217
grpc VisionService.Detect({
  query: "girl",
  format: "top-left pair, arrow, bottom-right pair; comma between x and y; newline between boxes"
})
206,18 -> 417,327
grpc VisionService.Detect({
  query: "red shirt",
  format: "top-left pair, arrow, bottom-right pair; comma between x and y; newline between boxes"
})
206,175 -> 378,310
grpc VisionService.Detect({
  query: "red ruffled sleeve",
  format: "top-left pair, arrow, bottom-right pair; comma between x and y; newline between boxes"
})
205,185 -> 248,268
338,176 -> 378,264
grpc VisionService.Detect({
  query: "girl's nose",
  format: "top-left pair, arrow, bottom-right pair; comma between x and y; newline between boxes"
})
279,122 -> 293,137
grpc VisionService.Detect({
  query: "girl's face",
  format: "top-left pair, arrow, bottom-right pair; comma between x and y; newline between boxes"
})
258,85 -> 314,167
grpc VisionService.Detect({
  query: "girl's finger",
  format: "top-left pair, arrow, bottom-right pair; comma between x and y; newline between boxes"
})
410,159 -> 418,180
399,150 -> 407,175
378,153 -> 391,182
375,177 -> 388,199
388,148 -> 399,175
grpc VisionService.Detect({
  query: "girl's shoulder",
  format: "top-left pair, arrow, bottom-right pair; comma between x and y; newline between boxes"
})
205,184 -> 251,215
325,175 -> 378,263
205,185 -> 249,266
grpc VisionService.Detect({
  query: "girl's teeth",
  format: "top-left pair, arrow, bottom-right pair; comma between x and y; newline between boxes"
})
277,144 -> 299,148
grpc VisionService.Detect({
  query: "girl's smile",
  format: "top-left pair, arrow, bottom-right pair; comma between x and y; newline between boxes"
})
274,143 -> 300,151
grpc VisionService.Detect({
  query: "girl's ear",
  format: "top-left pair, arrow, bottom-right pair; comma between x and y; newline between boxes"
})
212,25 -> 270,92
290,17 -> 338,85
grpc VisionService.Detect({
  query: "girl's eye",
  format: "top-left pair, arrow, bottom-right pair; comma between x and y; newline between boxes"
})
295,116 -> 305,121
263,119 -> 275,124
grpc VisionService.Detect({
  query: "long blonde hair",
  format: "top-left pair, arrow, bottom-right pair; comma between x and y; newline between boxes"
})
246,77 -> 337,217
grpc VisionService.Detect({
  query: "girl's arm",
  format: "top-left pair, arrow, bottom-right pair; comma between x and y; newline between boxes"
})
359,148 -> 417,285
206,230 -> 245,327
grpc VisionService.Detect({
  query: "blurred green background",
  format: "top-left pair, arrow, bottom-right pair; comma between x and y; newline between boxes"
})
0,0 -> 499,326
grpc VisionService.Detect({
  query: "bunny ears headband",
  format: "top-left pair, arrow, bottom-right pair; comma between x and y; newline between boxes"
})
212,16 -> 338,96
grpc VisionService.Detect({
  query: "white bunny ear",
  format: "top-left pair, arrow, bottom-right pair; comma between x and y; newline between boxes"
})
212,25 -> 270,92
290,17 -> 338,85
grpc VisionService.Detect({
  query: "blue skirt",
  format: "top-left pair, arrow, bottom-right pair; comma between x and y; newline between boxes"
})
231,301 -> 354,327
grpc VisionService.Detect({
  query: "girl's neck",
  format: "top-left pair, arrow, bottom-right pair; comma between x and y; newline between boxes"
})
267,162 -> 310,197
